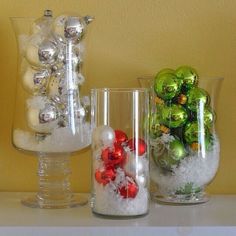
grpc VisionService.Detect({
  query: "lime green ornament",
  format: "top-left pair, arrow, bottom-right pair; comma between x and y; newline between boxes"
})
148,113 -> 162,138
184,121 -> 209,144
161,104 -> 188,128
175,182 -> 201,195
153,139 -> 187,170
186,87 -> 210,112
154,73 -> 181,100
204,135 -> 213,151
203,107 -> 215,128
156,68 -> 175,77
175,66 -> 199,90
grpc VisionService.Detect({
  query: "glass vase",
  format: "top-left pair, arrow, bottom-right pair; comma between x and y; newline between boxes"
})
90,88 -> 150,217
11,10 -> 93,208
138,74 -> 223,204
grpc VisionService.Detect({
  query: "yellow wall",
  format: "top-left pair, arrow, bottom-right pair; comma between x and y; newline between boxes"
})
0,0 -> 235,193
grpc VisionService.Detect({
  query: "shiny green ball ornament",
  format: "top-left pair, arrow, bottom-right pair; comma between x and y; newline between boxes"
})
175,66 -> 199,90
154,73 -> 181,100
156,68 -> 175,77
186,87 -> 210,112
204,107 -> 215,128
149,113 -> 162,138
161,104 -> 188,128
184,121 -> 209,144
153,139 -> 187,170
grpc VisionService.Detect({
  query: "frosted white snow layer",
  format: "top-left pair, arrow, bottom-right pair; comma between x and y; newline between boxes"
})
151,137 -> 220,195
13,122 -> 91,153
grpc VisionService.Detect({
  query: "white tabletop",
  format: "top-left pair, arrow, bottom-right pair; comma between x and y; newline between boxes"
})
0,192 -> 235,236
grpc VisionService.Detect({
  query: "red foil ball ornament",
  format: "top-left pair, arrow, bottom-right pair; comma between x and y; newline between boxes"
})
95,167 -> 116,185
101,143 -> 127,166
114,130 -> 128,144
118,179 -> 139,199
127,138 -> 147,156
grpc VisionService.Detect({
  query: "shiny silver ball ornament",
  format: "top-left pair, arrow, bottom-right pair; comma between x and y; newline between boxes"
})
39,104 -> 59,124
76,106 -> 86,120
64,16 -> 85,42
53,14 -> 94,44
27,105 -> 58,133
92,125 -> 115,148
22,67 -> 50,94
38,40 -> 59,65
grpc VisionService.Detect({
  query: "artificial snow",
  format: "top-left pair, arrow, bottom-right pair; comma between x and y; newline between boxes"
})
13,122 -> 91,153
150,137 -> 220,195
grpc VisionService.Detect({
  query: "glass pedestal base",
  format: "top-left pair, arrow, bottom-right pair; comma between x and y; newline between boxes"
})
21,194 -> 88,209
152,192 -> 209,205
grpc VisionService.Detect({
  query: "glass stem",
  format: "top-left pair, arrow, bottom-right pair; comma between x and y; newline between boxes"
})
36,153 -> 73,208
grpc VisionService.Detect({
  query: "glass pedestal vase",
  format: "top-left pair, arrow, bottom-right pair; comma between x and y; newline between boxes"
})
11,10 -> 93,208
138,70 -> 223,204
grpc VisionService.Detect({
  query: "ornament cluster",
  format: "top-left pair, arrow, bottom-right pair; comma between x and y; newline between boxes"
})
21,10 -> 93,133
93,126 -> 148,199
150,66 -> 216,172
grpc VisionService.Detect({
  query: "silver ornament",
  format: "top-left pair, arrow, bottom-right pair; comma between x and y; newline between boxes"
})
64,16 -> 85,42
22,67 -> 50,94
92,125 -> 115,148
125,153 -> 147,176
39,103 -> 59,124
38,40 -> 59,64
136,174 -> 147,187
76,106 -> 86,120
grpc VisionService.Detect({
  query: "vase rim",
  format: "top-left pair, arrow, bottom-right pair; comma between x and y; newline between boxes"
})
91,88 -> 149,93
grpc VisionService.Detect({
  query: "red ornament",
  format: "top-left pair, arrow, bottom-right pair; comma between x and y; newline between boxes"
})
95,167 -> 116,185
114,130 -> 128,144
118,179 -> 139,199
101,143 -> 127,166
127,138 -> 147,156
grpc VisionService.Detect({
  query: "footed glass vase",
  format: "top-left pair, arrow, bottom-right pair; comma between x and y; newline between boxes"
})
11,10 -> 93,208
138,69 -> 223,204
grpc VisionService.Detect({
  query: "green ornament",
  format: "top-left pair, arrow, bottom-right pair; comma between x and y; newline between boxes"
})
186,87 -> 210,112
154,73 -> 181,100
204,135 -> 214,151
153,139 -> 187,170
203,107 -> 216,128
156,68 -> 175,77
161,104 -> 188,128
184,121 -> 209,144
148,113 -> 162,138
175,66 -> 199,90
175,182 -> 201,195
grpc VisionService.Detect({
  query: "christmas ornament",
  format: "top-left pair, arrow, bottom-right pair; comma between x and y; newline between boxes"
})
177,94 -> 187,105
175,66 -> 199,90
53,15 -> 94,44
31,9 -> 53,35
92,125 -> 115,148
38,40 -> 59,65
22,67 -> 50,94
153,138 -> 186,170
114,130 -> 128,144
156,68 -> 175,77
160,104 -> 188,128
127,138 -> 147,156
39,103 -> 59,124
101,143 -> 126,166
124,152 -> 147,176
154,73 -> 181,100
184,121 -> 209,144
118,178 -> 139,198
186,87 -> 210,112
95,167 -> 116,186
203,107 -> 215,128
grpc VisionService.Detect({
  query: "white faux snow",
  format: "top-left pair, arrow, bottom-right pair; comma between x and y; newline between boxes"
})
92,148 -> 149,216
13,122 -> 91,153
150,137 -> 220,195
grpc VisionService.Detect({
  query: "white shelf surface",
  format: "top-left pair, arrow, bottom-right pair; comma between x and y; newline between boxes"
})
0,193 -> 235,236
